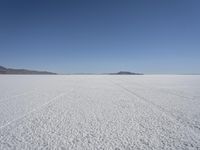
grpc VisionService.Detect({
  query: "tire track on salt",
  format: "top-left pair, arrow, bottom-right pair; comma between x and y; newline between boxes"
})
0,93 -> 65,131
0,90 -> 37,103
113,76 -> 198,100
108,79 -> 200,139
109,77 -> 200,133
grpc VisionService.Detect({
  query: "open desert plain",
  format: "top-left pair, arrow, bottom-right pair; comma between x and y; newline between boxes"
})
0,75 -> 200,149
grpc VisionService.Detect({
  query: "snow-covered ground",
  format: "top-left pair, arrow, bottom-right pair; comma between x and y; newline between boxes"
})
0,75 -> 200,149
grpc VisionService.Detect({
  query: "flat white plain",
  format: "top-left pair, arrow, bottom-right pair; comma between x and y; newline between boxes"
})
0,75 -> 200,149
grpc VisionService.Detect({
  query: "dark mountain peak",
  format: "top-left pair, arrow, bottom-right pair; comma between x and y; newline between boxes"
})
0,66 -> 7,74
0,66 -> 7,70
0,66 -> 57,75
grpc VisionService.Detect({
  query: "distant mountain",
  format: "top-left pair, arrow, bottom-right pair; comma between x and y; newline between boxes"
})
0,66 -> 57,75
109,71 -> 143,75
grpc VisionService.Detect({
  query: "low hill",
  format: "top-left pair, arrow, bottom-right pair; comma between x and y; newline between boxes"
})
0,66 -> 56,75
109,71 -> 143,75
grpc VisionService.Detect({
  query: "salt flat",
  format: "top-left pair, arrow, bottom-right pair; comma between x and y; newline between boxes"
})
0,75 -> 200,149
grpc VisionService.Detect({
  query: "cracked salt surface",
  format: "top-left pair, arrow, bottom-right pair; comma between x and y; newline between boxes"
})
0,75 -> 200,149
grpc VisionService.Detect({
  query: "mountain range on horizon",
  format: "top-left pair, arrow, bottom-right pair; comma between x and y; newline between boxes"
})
0,65 -> 143,75
0,66 -> 57,75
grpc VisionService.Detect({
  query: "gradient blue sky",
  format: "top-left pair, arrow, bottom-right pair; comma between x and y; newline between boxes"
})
0,0 -> 200,74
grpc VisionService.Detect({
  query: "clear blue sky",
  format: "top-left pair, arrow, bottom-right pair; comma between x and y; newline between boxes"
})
0,0 -> 200,74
